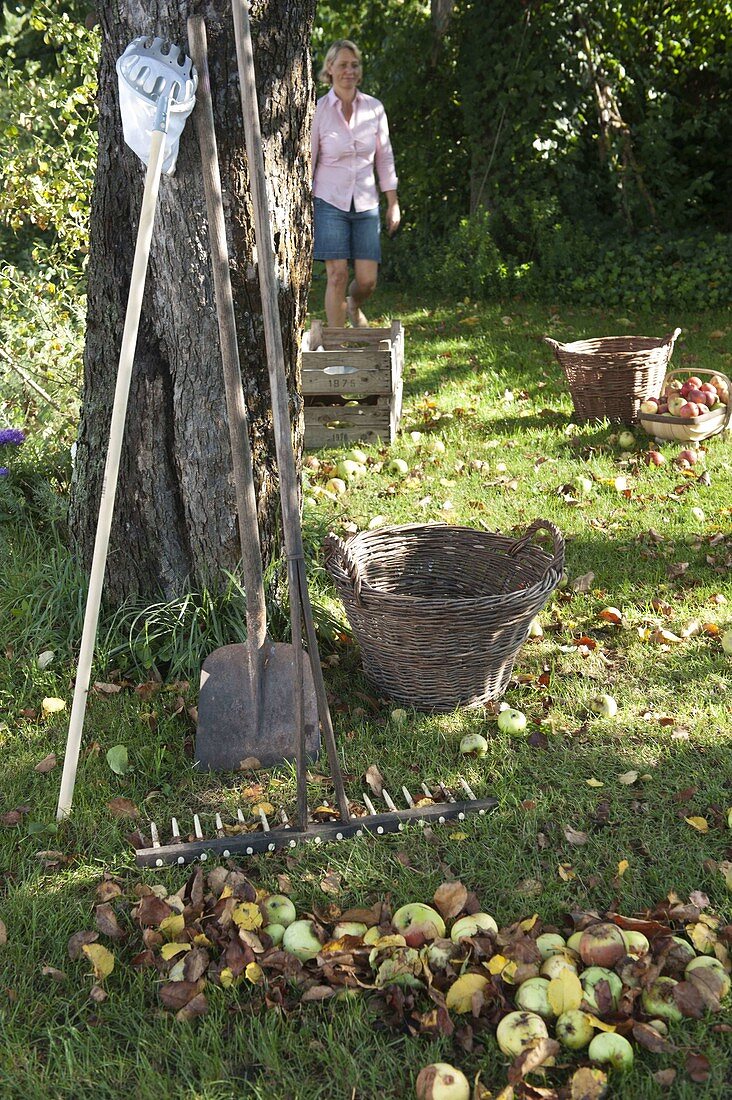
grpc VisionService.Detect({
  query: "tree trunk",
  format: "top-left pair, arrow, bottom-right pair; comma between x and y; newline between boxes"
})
70,0 -> 316,604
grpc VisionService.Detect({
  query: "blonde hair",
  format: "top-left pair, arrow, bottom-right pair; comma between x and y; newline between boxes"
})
319,40 -> 362,85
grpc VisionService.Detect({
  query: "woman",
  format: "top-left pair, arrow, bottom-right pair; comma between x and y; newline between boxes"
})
311,40 -> 400,327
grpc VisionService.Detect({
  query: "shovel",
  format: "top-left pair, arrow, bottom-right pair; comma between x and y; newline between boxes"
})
187,17 -> 318,771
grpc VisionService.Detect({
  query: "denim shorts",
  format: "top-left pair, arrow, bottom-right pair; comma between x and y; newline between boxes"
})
313,197 -> 381,263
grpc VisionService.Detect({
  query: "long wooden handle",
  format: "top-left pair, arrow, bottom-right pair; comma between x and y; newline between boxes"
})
187,16 -> 267,663
57,128 -> 167,821
231,0 -> 351,825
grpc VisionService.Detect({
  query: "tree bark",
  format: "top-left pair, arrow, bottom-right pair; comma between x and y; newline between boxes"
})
70,0 -> 315,604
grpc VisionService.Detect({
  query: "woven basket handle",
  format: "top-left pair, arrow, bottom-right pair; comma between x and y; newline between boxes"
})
324,532 -> 364,606
664,327 -> 682,348
508,519 -> 565,578
543,336 -> 562,358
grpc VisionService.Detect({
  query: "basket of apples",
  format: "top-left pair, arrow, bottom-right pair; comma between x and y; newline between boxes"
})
639,368 -> 731,442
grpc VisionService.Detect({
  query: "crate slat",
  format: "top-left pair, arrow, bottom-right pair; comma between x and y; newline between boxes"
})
302,321 -> 404,448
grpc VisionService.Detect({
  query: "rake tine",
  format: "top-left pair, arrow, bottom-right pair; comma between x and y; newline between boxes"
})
259,807 -> 271,831
193,814 -> 204,839
150,821 -> 161,848
421,782 -> 435,799
459,777 -> 478,801
437,783 -> 456,803
171,817 -> 181,840
215,813 -> 224,836
237,808 -> 246,824
362,793 -> 377,816
280,809 -> 291,828
402,785 -> 415,808
382,787 -> 397,812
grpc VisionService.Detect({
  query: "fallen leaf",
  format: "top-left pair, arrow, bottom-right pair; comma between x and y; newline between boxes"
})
106,797 -> 139,818
653,1068 -> 676,1087
34,753 -> 57,773
617,859 -> 629,877
572,572 -> 595,593
547,969 -> 583,1015
159,978 -> 205,1010
245,962 -> 264,984
617,771 -> 638,785
176,992 -> 208,1021
159,914 -> 186,940
301,984 -> 336,1002
41,966 -> 67,982
67,930 -> 99,960
632,1022 -> 675,1053
564,826 -> 589,846
161,943 -> 191,961
319,872 -> 342,897
232,902 -> 264,930
586,778 -> 604,788
365,764 -> 384,797
685,816 -> 709,833
434,880 -> 468,920
105,745 -> 129,775
685,1052 -> 711,1083
0,919 -> 6,945
445,973 -> 489,1013
570,1066 -> 608,1100
95,903 -> 124,940
82,943 -> 114,980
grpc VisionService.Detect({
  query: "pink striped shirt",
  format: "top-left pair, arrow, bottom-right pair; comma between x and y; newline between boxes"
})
311,87 -> 398,213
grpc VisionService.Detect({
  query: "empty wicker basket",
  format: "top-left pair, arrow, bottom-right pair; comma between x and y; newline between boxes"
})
545,328 -> 681,423
324,519 -> 564,712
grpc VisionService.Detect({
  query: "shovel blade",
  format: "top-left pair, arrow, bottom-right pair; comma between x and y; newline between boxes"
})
195,641 -> 319,770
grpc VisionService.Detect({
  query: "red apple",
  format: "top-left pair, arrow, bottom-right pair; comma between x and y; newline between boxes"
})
687,388 -> 710,406
657,403 -> 669,414
645,450 -> 665,466
640,397 -> 659,414
686,376 -> 703,389
579,923 -> 626,968
680,381 -> 692,398
677,448 -> 698,466
679,401 -> 700,418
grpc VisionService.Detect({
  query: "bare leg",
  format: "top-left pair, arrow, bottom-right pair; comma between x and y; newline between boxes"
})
324,259 -> 349,327
347,259 -> 378,327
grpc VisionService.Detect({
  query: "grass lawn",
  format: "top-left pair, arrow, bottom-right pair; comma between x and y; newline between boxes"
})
1,290 -> 731,1099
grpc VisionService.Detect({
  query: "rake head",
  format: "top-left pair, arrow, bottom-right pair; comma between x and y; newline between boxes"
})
134,778 -> 497,867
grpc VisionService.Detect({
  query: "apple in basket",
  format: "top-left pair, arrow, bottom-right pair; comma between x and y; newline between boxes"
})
679,401 -> 700,418
668,395 -> 686,415
640,397 -> 659,414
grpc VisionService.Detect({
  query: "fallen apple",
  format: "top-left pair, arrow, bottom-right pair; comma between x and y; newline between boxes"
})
282,919 -> 322,962
415,1063 -> 470,1100
721,629 -> 732,656
527,616 -> 544,638
495,1010 -> 549,1057
388,458 -> 410,476
261,894 -> 297,928
580,966 -> 623,1013
335,459 -> 362,481
647,1018 -> 669,1036
617,430 -> 636,449
644,450 -> 665,466
621,929 -> 650,957
347,447 -> 368,464
332,921 -> 368,940
588,694 -> 618,718
391,708 -> 408,726
566,931 -> 584,955
450,913 -> 498,942
392,903 -> 446,944
641,976 -> 683,1022
686,955 -> 731,999
497,708 -> 527,736
580,923 -> 626,968
588,1032 -> 634,1072
459,732 -> 489,757
540,953 -> 578,980
515,976 -> 555,1020
425,939 -> 455,970
555,1008 -> 595,1050
325,477 -> 347,495
363,926 -> 382,946
664,936 -> 697,973
535,933 -> 567,960
263,922 -> 285,946
424,437 -> 446,454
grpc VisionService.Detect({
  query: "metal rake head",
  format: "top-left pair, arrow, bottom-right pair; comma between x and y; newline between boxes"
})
117,36 -> 196,108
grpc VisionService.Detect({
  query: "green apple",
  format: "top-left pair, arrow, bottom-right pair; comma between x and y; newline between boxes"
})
495,1011 -> 549,1057
450,913 -> 498,942
686,955 -> 731,999
282,919 -> 322,962
392,903 -> 446,944
617,430 -> 636,449
335,459 -> 361,481
263,922 -> 285,946
722,629 -> 732,656
555,1009 -> 595,1050
621,929 -> 650,957
588,694 -> 618,718
459,732 -> 489,757
261,894 -> 297,928
515,976 -> 555,1020
347,448 -> 368,464
332,921 -> 368,940
588,1032 -> 634,1071
325,477 -> 347,495
580,966 -> 623,1013
415,1063 -> 470,1100
497,708 -> 527,735
535,933 -> 566,960
388,458 -> 410,476
641,976 -> 683,1022
540,953 -> 578,980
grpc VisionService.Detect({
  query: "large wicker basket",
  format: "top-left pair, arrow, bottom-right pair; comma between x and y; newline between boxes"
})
324,519 -> 564,712
544,329 -> 681,423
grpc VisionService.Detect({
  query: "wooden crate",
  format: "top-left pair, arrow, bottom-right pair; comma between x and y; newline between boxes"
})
301,320 -> 404,448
